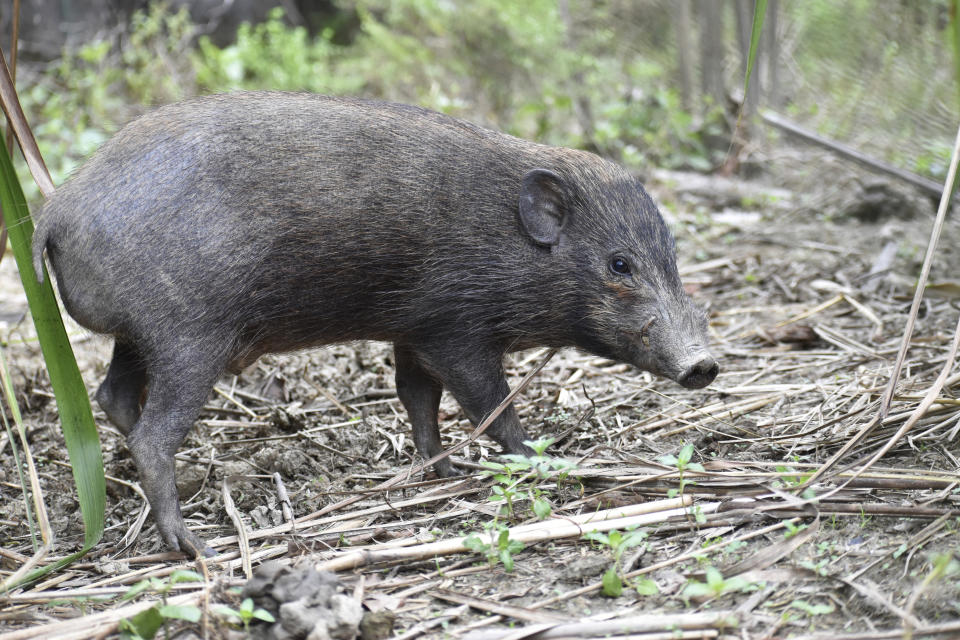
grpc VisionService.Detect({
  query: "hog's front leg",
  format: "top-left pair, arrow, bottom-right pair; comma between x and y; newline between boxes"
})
413,343 -> 535,459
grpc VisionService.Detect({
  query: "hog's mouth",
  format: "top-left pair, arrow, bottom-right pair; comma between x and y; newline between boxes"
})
620,318 -> 719,390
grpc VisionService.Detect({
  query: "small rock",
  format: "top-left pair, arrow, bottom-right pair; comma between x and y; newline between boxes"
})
557,554 -> 609,583
359,610 -> 396,640
327,594 -> 364,639
241,562 -> 362,640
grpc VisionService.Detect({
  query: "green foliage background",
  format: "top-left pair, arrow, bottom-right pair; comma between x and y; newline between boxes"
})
14,0 -> 960,201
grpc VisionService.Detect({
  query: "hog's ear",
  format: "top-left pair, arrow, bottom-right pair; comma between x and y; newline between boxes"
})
519,168 -> 568,246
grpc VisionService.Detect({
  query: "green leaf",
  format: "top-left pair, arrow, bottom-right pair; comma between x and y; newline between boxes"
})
212,605 -> 241,621
0,140 -> 105,586
600,567 -> 622,597
677,443 -> 694,467
583,531 -> 609,546
463,535 -> 488,553
790,599 -> 835,616
681,581 -> 714,600
657,454 -> 678,467
620,530 -> 649,550
121,580 -> 153,602
121,607 -> 165,640
499,549 -> 515,572
252,608 -> 276,623
523,437 -> 555,455
743,0 -> 768,95
157,604 -> 202,622
532,497 -> 552,520
722,576 -> 752,593
169,570 -> 203,585
633,577 -> 659,596
705,566 -> 725,592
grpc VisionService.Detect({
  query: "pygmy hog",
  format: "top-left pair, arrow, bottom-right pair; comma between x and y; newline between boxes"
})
33,92 -> 718,557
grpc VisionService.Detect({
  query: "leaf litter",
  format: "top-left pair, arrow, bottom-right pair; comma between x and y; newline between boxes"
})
1,152 -> 959,639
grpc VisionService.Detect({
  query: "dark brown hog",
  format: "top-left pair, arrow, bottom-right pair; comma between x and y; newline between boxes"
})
32,92 -> 717,557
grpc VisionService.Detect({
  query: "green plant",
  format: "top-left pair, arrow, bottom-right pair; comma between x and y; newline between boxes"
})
118,570 -> 204,640
214,597 -> 276,631
774,466 -> 817,500
481,437 -> 577,521
783,520 -> 808,539
681,566 -> 757,602
657,443 -> 704,498
583,527 -> 655,597
799,557 -> 832,577
463,521 -> 525,572
789,599 -> 835,617
0,111 -> 105,588
193,7 -> 361,95
19,4 -> 199,200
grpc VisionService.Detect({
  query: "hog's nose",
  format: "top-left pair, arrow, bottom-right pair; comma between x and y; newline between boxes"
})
677,355 -> 719,389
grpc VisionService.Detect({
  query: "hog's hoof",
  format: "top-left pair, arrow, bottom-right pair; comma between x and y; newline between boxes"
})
160,524 -> 216,558
433,459 -> 462,478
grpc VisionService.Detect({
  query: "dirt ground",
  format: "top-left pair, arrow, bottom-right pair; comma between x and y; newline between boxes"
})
1,143 -> 959,639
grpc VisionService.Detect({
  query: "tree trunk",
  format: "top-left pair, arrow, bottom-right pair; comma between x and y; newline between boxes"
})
675,0 -> 694,111
697,0 -> 725,112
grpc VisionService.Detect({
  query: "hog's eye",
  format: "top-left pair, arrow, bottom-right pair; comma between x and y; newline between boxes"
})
609,256 -> 632,276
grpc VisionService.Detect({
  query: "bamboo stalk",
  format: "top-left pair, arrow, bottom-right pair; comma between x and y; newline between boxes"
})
315,496 -> 699,572
462,611 -> 737,640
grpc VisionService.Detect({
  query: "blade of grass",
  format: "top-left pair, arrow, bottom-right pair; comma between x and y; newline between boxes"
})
0,75 -> 105,586
878,121 -> 960,418
743,0 -> 768,99
728,0 -> 768,165
0,345 -> 53,589
0,48 -> 53,197
0,346 -> 39,551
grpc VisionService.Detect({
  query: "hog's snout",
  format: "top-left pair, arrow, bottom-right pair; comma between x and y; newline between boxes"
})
676,353 -> 719,389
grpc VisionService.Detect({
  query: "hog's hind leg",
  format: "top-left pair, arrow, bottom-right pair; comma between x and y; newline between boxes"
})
125,346 -> 227,557
394,344 -> 459,477
95,340 -> 147,435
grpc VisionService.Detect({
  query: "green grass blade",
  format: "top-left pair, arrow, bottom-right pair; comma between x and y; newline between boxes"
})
0,346 -> 40,550
0,141 -> 105,584
743,0 -> 768,97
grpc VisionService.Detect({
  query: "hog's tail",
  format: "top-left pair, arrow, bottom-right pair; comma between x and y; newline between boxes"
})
31,218 -> 50,284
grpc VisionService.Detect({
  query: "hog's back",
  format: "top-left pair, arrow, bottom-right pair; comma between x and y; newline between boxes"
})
36,93 -> 556,350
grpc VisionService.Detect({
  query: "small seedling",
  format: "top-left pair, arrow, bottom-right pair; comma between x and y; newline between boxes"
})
789,599 -> 835,617
783,520 -> 808,539
681,566 -> 756,602
658,443 -> 704,498
481,438 -> 577,521
119,570 -> 204,640
464,521 -> 525,572
584,527 -> 654,597
214,597 -> 276,631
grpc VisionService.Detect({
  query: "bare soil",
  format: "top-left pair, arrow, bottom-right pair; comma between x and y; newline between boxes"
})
1,146 -> 959,639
